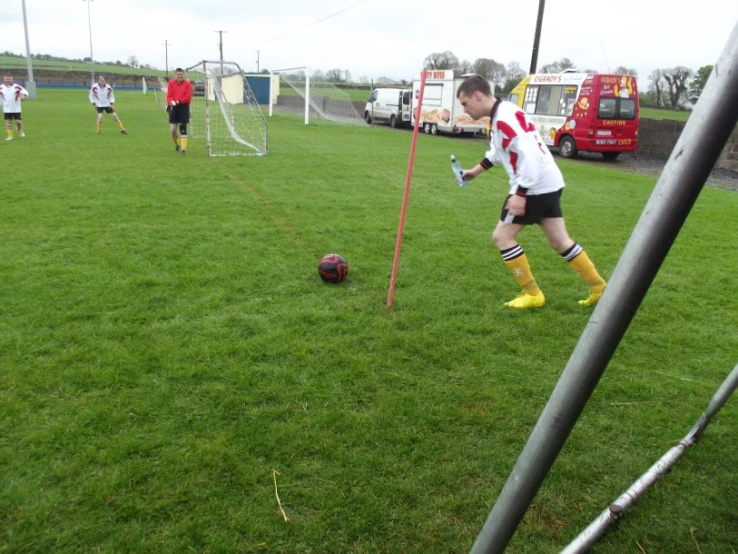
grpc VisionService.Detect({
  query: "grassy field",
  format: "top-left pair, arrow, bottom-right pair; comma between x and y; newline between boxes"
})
0,55 -> 167,77
279,85 -> 371,102
1,90 -> 736,553
640,106 -> 691,121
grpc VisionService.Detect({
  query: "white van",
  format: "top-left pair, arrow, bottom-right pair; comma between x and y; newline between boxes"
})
365,88 -> 412,128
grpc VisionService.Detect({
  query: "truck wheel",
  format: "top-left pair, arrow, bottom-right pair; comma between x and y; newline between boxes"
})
602,152 -> 620,161
389,115 -> 397,128
365,112 -> 372,124
559,136 -> 578,158
423,123 -> 431,134
430,124 -> 438,136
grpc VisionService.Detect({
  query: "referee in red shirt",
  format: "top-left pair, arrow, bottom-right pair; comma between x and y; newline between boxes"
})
166,68 -> 193,154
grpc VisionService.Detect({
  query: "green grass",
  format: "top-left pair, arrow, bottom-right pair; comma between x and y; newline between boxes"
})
279,85 -> 371,102
640,106 -> 691,121
1,90 -> 736,553
0,55 -> 167,77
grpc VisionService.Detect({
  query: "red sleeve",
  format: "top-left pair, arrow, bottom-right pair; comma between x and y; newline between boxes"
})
182,81 -> 193,103
166,79 -> 175,104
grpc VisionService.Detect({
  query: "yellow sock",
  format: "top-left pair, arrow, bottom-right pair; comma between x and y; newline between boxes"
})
96,122 -> 102,133
172,136 -> 180,146
180,137 -> 188,151
502,247 -> 541,296
6,128 -> 13,138
116,119 -> 124,130
566,248 -> 606,294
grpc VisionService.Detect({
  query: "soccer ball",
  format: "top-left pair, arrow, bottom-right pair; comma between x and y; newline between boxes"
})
318,253 -> 348,284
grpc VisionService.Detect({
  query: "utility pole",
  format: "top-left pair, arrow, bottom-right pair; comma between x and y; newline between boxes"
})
529,0 -> 546,74
163,39 -> 170,78
256,50 -> 260,73
82,0 -> 95,84
21,0 -> 37,98
214,30 -> 226,75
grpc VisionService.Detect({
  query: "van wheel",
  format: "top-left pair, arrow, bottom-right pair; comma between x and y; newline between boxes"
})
365,112 -> 372,124
423,123 -> 431,134
430,124 -> 438,135
602,152 -> 620,161
389,115 -> 397,128
559,136 -> 578,158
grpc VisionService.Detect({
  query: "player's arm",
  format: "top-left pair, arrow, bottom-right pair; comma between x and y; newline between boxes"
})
182,81 -> 193,104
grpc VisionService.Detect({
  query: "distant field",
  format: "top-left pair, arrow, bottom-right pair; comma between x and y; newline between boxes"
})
279,85 -> 371,102
0,55 -> 167,77
640,106 -> 691,121
0,89 -> 736,553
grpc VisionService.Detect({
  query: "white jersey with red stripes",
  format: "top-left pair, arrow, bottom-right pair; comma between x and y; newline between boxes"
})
89,83 -> 115,107
485,99 -> 565,196
0,83 -> 29,113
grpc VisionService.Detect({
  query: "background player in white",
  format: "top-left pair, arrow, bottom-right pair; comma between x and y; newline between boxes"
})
89,75 -> 128,135
1,74 -> 29,141
456,75 -> 607,309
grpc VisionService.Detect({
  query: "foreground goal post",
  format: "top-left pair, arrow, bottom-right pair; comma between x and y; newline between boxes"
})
270,65 -> 366,126
186,61 -> 268,156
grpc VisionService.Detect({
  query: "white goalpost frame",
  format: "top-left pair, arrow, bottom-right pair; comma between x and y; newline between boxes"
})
269,65 -> 310,125
185,60 -> 268,157
270,65 -> 364,126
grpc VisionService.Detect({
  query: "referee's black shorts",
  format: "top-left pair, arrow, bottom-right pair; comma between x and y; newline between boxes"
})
500,188 -> 564,225
168,103 -> 190,125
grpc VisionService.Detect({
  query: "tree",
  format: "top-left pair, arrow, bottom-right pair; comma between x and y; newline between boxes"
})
688,65 -> 713,104
456,59 -> 474,74
344,70 -> 352,83
614,66 -> 638,77
497,61 -> 526,97
473,58 -> 506,86
662,66 -> 692,108
648,69 -> 665,107
311,69 -> 324,81
127,55 -> 138,68
325,69 -> 343,82
540,57 -> 575,73
423,51 -> 459,70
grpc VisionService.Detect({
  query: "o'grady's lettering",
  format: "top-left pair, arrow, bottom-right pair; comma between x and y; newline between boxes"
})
532,75 -> 562,83
600,77 -> 619,84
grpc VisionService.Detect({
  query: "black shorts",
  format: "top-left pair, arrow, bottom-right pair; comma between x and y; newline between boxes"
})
168,103 -> 190,125
4,112 -> 21,121
500,189 -> 564,225
96,106 -> 115,114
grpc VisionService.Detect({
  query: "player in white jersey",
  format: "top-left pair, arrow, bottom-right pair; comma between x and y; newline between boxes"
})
456,75 -> 606,309
89,75 -> 128,135
1,74 -> 29,141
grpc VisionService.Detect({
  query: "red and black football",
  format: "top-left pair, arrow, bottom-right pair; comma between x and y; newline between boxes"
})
318,253 -> 348,284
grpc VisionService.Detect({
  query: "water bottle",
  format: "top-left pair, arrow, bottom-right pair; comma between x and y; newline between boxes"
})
450,155 -> 467,187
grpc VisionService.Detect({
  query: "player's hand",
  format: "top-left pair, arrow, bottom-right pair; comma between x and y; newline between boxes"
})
461,170 -> 477,181
170,100 -> 178,107
506,195 -> 527,217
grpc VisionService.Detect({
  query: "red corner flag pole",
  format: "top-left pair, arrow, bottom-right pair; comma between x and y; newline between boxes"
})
387,70 -> 428,308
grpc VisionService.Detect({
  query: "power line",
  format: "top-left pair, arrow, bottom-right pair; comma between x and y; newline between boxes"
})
263,0 -> 372,43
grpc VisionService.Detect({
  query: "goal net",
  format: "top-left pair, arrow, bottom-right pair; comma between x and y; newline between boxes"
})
154,77 -> 168,111
186,61 -> 268,156
270,66 -> 366,126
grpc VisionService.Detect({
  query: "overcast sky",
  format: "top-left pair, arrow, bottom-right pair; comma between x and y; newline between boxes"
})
3,0 -> 737,82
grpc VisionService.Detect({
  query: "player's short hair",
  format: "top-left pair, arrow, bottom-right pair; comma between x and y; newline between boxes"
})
175,68 -> 184,73
457,74 -> 492,99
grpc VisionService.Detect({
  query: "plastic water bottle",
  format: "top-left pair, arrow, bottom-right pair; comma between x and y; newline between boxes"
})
450,155 -> 467,187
